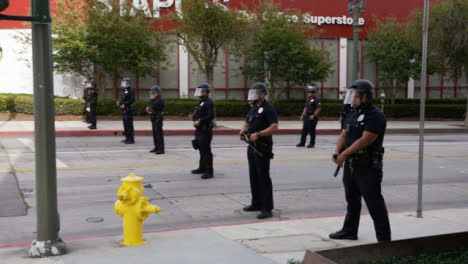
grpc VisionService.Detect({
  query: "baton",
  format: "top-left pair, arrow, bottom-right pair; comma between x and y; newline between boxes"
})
241,133 -> 264,158
332,154 -> 340,177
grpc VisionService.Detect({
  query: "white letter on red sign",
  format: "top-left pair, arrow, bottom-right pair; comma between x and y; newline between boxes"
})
153,0 -> 174,18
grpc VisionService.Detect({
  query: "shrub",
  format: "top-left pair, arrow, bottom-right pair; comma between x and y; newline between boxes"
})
54,97 -> 83,115
0,93 -> 465,118
14,95 -> 34,114
0,94 -> 15,111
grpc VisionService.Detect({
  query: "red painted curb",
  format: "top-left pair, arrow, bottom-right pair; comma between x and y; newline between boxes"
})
0,129 -> 341,137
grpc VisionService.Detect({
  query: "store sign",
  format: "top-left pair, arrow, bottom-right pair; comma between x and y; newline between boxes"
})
98,0 -> 230,18
99,0 -> 364,26
290,13 -> 365,26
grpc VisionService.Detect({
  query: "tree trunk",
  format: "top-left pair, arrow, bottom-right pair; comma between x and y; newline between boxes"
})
112,69 -> 119,100
93,64 -> 106,96
205,66 -> 215,100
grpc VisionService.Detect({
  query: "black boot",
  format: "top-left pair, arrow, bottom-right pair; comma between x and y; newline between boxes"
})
191,168 -> 205,174
329,230 -> 358,240
243,205 -> 261,212
256,210 -> 273,219
201,169 -> 213,179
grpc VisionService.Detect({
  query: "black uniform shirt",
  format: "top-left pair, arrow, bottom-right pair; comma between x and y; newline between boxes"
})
246,100 -> 278,145
148,98 -> 164,113
119,88 -> 135,109
306,96 -> 321,115
345,104 -> 386,154
340,104 -> 352,129
193,97 -> 215,125
84,88 -> 98,105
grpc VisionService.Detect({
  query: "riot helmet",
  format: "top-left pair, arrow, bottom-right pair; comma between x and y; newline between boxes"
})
339,87 -> 348,99
194,83 -> 211,97
150,85 -> 161,95
306,85 -> 316,94
349,79 -> 374,107
247,82 -> 268,102
82,76 -> 95,88
120,77 -> 131,88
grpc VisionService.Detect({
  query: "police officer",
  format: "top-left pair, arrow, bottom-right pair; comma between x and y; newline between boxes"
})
339,87 -> 352,130
117,77 -> 135,144
146,85 -> 165,154
83,77 -> 98,130
330,79 -> 391,242
81,79 -> 90,124
191,83 -> 215,179
297,86 -> 321,148
240,82 -> 278,219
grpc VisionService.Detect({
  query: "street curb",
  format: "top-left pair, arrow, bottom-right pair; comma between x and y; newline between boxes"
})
0,128 -> 466,137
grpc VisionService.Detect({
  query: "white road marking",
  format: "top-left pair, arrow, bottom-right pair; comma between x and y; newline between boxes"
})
17,138 -> 68,168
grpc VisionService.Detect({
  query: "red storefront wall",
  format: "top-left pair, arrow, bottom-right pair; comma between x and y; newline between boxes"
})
2,0 -> 462,99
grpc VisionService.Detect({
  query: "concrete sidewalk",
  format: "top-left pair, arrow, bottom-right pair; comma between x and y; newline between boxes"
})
1,207 -> 467,263
0,120 -> 466,136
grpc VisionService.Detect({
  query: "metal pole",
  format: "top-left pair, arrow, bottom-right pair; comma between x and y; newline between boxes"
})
28,0 -> 66,257
417,0 -> 430,218
352,0 -> 360,82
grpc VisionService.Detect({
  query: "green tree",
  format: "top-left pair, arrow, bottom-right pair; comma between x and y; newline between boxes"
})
51,0 -> 167,97
171,0 -> 247,98
241,2 -> 332,102
408,0 -> 468,80
366,17 -> 420,104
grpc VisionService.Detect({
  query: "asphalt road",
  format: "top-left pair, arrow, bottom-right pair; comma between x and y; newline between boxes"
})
1,133 -> 467,246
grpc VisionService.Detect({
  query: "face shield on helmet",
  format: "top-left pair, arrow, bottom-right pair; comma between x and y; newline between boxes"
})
120,80 -> 130,88
194,88 -> 202,97
344,89 -> 353,105
247,89 -> 265,101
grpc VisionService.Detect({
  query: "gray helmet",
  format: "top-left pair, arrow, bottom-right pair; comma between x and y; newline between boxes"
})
150,85 -> 161,94
121,77 -> 131,88
247,82 -> 269,101
351,79 -> 374,101
306,85 -> 316,93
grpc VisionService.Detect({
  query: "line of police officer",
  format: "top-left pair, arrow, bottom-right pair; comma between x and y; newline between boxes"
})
81,76 -> 391,235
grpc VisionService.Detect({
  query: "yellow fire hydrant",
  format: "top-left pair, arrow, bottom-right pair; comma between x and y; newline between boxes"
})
114,173 -> 161,246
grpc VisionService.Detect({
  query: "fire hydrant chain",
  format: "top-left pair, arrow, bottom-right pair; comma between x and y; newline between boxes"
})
114,173 -> 161,246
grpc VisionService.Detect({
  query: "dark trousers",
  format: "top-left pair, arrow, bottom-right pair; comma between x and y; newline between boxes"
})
195,127 -> 213,173
83,104 -> 89,123
151,120 -> 164,152
342,161 -> 391,241
247,145 -> 273,211
122,112 -> 134,142
86,104 -> 97,127
299,117 -> 318,146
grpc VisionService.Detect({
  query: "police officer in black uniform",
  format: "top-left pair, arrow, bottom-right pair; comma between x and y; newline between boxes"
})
146,85 -> 165,154
117,77 -> 135,144
191,83 -> 215,179
297,86 -> 321,148
240,82 -> 278,219
339,87 -> 352,130
330,79 -> 391,242
83,77 -> 98,130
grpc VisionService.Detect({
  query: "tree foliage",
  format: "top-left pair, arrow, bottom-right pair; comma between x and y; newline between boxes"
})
366,17 -> 420,104
241,2 -> 332,102
408,0 -> 468,80
171,0 -> 248,97
52,0 -> 167,95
